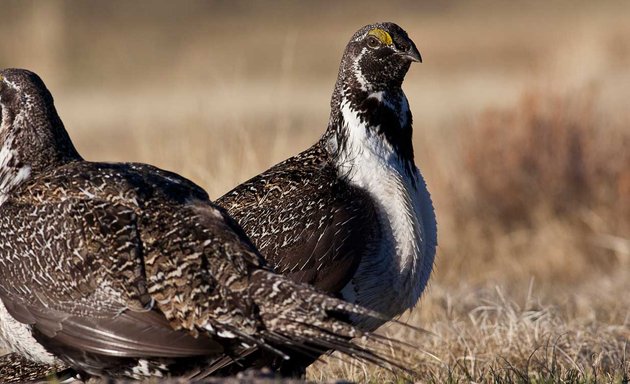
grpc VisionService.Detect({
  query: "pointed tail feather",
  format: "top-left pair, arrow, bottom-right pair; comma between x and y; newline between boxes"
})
249,270 -> 418,374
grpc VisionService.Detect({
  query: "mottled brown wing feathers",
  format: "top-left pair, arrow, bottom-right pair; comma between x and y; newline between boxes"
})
0,353 -> 71,383
276,189 -> 377,293
34,310 -> 220,358
0,197 -> 221,359
217,149 -> 378,294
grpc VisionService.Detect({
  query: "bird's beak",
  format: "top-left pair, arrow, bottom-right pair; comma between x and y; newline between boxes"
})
402,45 -> 422,63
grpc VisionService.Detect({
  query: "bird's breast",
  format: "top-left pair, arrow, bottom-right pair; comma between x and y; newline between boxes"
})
335,103 -> 434,329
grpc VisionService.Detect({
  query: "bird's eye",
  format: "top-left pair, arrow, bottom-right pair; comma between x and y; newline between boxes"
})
366,36 -> 381,49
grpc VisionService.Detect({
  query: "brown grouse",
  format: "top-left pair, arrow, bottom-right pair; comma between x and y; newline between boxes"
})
0,68 -> 400,380
219,22 -> 438,332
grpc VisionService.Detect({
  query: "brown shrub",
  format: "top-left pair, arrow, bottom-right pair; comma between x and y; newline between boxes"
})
434,88 -> 630,286
463,88 -> 629,231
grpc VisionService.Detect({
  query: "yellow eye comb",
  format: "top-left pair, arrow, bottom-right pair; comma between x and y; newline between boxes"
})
367,28 -> 393,46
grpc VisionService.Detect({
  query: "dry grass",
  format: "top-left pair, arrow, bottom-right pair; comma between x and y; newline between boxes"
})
1,1 -> 629,382
311,278 -> 630,383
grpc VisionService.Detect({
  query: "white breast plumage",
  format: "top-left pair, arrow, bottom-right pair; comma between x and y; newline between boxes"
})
336,96 -> 437,330
0,301 -> 56,364
0,114 -> 32,205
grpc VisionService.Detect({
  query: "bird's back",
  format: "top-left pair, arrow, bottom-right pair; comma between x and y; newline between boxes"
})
0,160 -> 262,376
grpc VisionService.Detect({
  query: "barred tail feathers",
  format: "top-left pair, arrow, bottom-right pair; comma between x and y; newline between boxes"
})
249,270 -> 411,372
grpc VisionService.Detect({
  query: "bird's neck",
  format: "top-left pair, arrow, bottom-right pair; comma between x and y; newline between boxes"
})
322,84 -> 432,323
323,83 -> 415,179
0,102 -> 81,204
0,135 -> 31,205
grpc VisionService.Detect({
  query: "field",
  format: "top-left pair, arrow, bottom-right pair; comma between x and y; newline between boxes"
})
1,1 -> 629,382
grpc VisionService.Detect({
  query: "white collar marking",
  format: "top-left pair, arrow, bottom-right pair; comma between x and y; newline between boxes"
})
335,94 -> 437,330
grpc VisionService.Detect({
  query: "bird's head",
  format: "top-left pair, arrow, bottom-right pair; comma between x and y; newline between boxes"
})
0,68 -> 80,177
324,23 -> 420,174
1,69 -> 51,106
340,22 -> 421,91
1,69 -> 55,136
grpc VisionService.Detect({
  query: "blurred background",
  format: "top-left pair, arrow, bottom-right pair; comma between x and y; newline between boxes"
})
1,1 -> 628,381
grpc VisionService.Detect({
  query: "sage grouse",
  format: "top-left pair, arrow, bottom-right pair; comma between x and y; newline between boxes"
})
0,69 -> 400,380
218,22 -> 438,332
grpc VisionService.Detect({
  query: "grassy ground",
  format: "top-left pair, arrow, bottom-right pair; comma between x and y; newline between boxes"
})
1,1 -> 629,382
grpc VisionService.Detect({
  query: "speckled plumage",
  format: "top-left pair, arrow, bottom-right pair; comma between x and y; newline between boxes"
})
0,353 -> 73,383
0,68 -> 401,381
220,143 -> 380,295
218,22 -> 438,331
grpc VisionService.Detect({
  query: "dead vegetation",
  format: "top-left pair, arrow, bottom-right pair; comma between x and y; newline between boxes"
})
464,89 -> 629,229
442,88 -> 630,287
0,1 -> 629,382
312,278 -> 630,383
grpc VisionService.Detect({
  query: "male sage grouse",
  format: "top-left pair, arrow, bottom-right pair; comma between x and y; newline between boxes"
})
218,22 -> 437,332
0,68 -> 403,380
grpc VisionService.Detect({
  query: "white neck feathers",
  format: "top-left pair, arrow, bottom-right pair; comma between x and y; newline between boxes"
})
0,135 -> 31,206
333,94 -> 437,328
